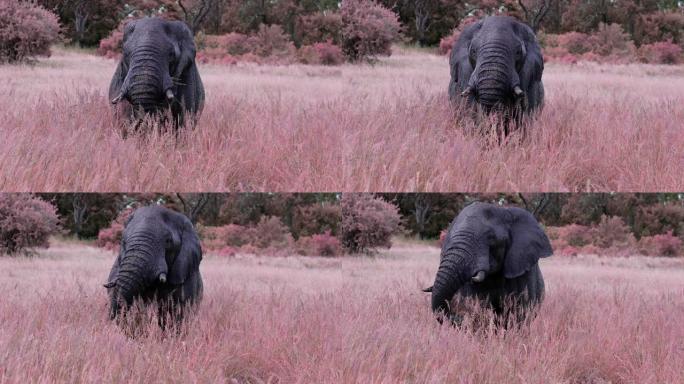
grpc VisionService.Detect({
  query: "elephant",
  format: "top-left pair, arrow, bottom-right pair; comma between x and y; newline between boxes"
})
448,16 -> 545,125
109,17 -> 205,129
423,202 -> 552,326
104,205 -> 203,327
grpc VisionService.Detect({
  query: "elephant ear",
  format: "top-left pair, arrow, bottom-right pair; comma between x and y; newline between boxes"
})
515,21 -> 544,93
108,60 -> 128,102
449,21 -> 482,99
170,21 -> 197,81
170,20 -> 204,114
108,19 -> 138,101
168,216 -> 202,285
504,207 -> 552,279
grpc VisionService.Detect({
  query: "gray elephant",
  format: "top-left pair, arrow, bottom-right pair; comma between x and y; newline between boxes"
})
104,205 -> 203,326
109,18 -> 205,129
449,16 -> 544,122
423,202 -> 552,326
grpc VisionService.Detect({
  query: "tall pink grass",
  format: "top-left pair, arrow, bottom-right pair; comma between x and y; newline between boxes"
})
0,240 -> 683,382
0,49 -> 683,191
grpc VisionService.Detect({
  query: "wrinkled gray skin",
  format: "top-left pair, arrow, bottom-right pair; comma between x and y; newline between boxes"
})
104,206 -> 203,326
449,16 -> 544,120
423,202 -> 552,326
109,18 -> 205,128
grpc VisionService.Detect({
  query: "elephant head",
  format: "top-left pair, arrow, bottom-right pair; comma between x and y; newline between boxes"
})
449,16 -> 544,112
104,205 -> 202,320
109,18 -> 204,123
426,202 -> 552,322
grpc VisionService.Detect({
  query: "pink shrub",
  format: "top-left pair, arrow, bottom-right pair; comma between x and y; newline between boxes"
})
543,24 -> 636,64
340,194 -> 402,253
0,194 -> 60,255
97,20 -> 129,58
592,215 -> 635,249
339,0 -> 402,62
97,29 -> 123,59
199,25 -> 297,65
248,24 -> 296,63
637,41 -> 683,64
0,0 -> 61,63
291,204 -> 342,238
438,17 -> 479,56
548,219 -> 635,257
548,224 -> 593,247
201,216 -> 294,255
296,231 -> 342,257
588,23 -> 636,63
298,41 -> 345,65
558,32 -> 592,55
638,231 -> 683,257
96,208 -> 134,251
252,216 -> 293,249
636,11 -> 684,47
200,224 -> 254,250
633,204 -> 684,238
296,12 -> 343,46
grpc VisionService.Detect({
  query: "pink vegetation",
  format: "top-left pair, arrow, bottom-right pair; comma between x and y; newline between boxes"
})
0,243 -> 682,382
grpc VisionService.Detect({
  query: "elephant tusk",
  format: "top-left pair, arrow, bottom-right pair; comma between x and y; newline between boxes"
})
111,92 -> 124,104
472,270 -> 486,283
103,281 -> 116,288
159,273 -> 167,284
460,87 -> 472,97
422,286 -> 433,293
166,89 -> 175,101
513,86 -> 524,97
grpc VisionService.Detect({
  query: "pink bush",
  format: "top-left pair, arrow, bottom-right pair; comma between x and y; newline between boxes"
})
558,32 -> 592,55
252,216 -> 293,249
197,33 -> 251,64
548,224 -> 593,247
97,20 -> 129,58
542,24 -> 636,64
298,41 -> 345,65
200,224 -> 254,250
637,41 -> 683,64
198,26 -> 297,65
96,208 -> 134,251
249,24 -> 296,63
291,204 -> 342,238
637,231 -> 683,257
0,194 -> 60,255
339,0 -> 402,62
296,231 -> 342,257
0,0 -> 61,63
201,217 -> 293,255
548,218 -> 635,257
438,17 -> 478,56
340,194 -> 402,253
296,12 -> 343,46
592,215 -> 635,249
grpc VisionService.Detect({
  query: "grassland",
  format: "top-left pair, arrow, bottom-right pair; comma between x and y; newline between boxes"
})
0,48 -> 683,191
1,239 -> 683,383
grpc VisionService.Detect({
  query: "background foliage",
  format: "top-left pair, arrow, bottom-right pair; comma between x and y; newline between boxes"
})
4,193 -> 683,257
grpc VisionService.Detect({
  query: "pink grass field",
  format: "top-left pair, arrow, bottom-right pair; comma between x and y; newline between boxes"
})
1,47 -> 683,192
1,239 -> 683,383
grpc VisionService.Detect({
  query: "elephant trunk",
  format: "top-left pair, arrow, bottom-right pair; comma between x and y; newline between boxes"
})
473,41 -> 514,108
109,238 -> 161,319
431,233 -> 479,319
124,45 -> 174,112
